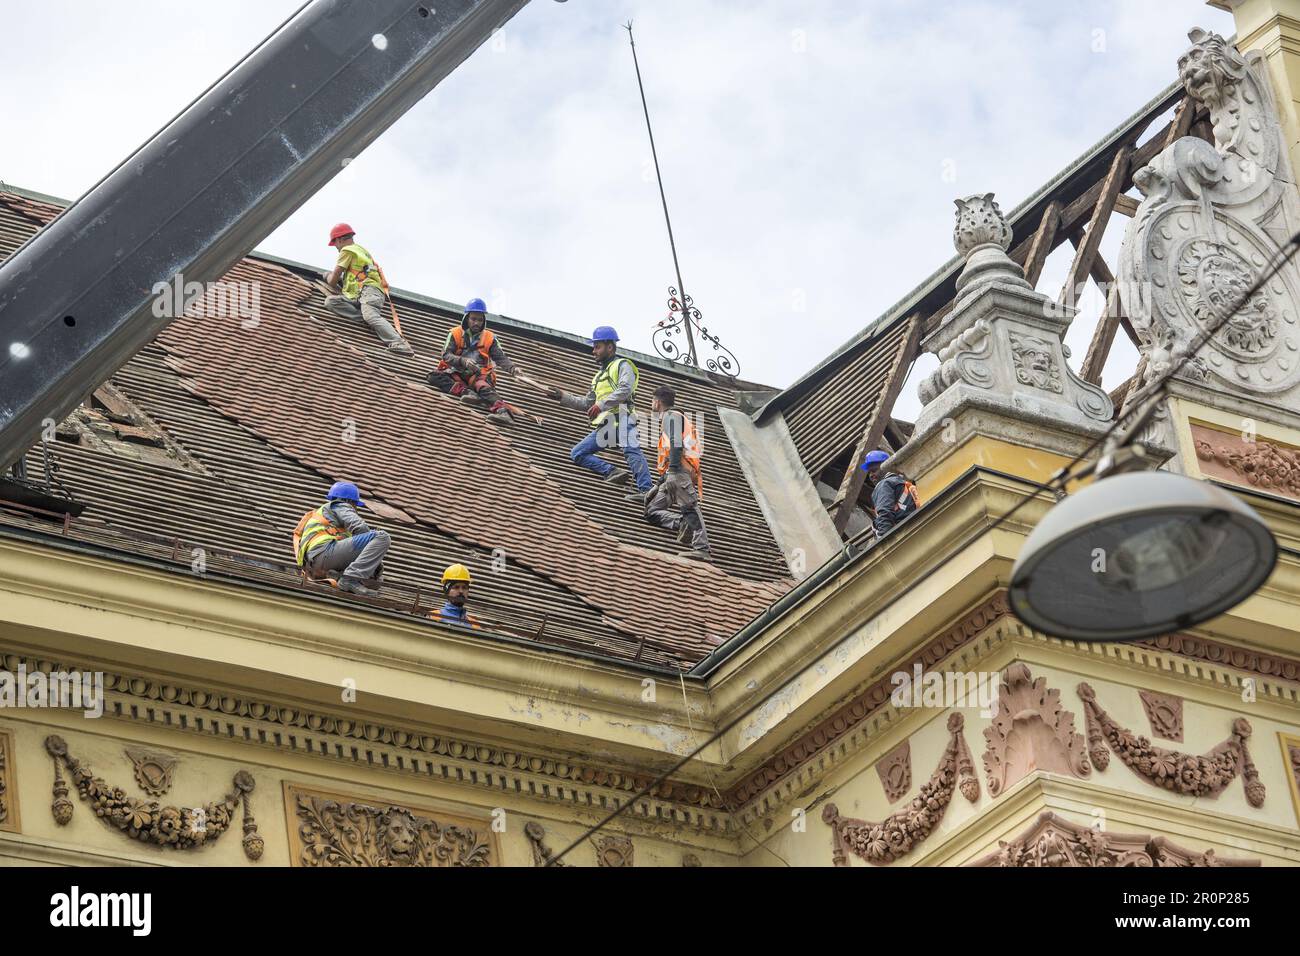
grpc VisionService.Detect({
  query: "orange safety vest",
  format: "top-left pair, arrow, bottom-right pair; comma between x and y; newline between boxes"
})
896,477 -> 921,511
293,505 -> 348,566
657,411 -> 703,497
439,327 -> 497,380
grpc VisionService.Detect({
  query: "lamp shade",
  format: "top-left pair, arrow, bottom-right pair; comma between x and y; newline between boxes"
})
1009,471 -> 1277,642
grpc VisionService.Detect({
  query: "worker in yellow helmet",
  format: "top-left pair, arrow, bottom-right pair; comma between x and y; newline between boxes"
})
435,564 -> 479,628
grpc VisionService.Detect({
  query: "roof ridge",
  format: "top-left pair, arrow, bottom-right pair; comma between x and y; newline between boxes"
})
0,186 -> 763,389
753,76 -> 1188,422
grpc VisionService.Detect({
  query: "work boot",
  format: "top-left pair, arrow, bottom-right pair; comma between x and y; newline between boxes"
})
388,341 -> 415,356
603,468 -> 630,485
337,576 -> 379,597
678,548 -> 712,562
487,409 -> 514,426
624,489 -> 651,503
461,392 -> 484,405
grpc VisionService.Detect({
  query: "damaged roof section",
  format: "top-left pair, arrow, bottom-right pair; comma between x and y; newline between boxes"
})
0,189 -> 792,669
751,79 -> 1204,533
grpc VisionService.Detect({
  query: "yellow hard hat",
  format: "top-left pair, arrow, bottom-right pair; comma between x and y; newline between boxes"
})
441,563 -> 472,587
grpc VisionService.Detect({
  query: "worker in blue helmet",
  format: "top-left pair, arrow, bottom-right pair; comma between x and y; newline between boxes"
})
861,450 -> 920,539
427,297 -> 522,425
545,326 -> 653,492
291,481 -> 392,596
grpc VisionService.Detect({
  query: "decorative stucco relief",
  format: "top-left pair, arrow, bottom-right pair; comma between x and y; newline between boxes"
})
44,735 -> 262,859
822,713 -> 979,866
969,812 -> 1260,867
1118,28 -> 1300,411
525,821 -> 566,867
1009,331 -> 1063,393
288,785 -> 494,867
1138,690 -> 1185,741
1077,684 -> 1265,807
124,749 -> 177,797
595,834 -> 634,867
1193,424 -> 1300,500
0,729 -> 16,832
983,664 -> 1090,798
729,592 -> 1011,808
1137,632 -> 1300,682
1281,734 -> 1300,829
875,739 -> 912,803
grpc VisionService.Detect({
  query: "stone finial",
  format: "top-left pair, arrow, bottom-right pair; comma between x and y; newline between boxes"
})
952,194 -> 1030,304
953,193 -> 1012,255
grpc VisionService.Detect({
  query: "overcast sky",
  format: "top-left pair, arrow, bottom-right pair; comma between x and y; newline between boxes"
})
3,0 -> 1234,418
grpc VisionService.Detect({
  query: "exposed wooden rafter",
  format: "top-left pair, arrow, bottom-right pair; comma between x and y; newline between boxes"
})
1067,231 -> 1140,346
1080,283 -> 1125,386
779,91 -> 1210,529
829,314 -> 922,535
1058,145 -> 1130,319
1020,201 -> 1062,288
1113,194 -> 1141,217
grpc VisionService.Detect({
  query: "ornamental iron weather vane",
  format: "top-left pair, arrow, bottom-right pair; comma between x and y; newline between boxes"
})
625,21 -> 740,378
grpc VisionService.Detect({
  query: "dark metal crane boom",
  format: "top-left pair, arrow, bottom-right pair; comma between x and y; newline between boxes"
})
0,0 -> 531,469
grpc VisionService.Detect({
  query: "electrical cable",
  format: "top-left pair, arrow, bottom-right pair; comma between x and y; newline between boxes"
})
548,223 -> 1300,866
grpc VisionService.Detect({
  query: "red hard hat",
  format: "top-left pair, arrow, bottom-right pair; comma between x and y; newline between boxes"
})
328,222 -> 355,245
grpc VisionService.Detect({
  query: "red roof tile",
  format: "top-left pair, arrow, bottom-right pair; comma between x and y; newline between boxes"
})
0,191 -> 792,666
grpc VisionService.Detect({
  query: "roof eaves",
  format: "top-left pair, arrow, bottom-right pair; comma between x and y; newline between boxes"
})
753,77 -> 1185,424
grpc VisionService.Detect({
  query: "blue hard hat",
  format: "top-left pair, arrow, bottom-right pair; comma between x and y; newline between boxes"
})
327,481 -> 366,507
464,298 -> 487,315
860,450 -> 890,472
589,325 -> 619,344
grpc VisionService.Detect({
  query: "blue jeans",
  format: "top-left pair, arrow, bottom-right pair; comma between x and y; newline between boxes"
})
570,416 -> 653,491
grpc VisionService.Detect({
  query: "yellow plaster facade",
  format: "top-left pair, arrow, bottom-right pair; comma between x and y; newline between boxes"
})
2,10 -> 1300,870
2,433 -> 1298,866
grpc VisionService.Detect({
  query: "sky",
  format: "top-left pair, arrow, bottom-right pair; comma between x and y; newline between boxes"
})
2,0 -> 1235,420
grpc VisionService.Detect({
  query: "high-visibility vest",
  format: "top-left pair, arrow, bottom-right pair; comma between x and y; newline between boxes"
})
875,474 -> 921,515
896,477 -> 921,511
339,243 -> 385,299
657,411 -> 702,497
293,505 -> 348,566
590,357 -> 638,426
438,327 -> 497,380
435,603 -> 481,630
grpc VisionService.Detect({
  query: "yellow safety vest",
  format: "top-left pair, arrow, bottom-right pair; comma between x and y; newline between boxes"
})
590,357 -> 638,426
294,506 -> 347,566
339,243 -> 384,300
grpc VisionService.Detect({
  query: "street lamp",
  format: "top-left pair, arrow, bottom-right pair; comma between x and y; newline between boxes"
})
1009,470 -> 1277,642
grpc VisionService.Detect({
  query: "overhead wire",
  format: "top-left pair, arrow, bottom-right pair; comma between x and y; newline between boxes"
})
548,222 -> 1300,865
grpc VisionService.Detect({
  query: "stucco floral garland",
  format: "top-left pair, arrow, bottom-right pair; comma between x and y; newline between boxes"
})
1075,685 -> 1265,807
822,713 -> 979,866
44,735 -> 264,859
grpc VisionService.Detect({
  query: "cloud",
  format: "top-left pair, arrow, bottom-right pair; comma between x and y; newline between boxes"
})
2,0 -> 1234,406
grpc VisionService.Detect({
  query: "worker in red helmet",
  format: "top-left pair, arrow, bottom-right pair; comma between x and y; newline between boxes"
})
321,223 -> 413,355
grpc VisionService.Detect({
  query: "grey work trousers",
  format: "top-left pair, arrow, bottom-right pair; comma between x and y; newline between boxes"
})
646,471 -> 709,551
305,529 -> 391,582
324,286 -> 405,348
